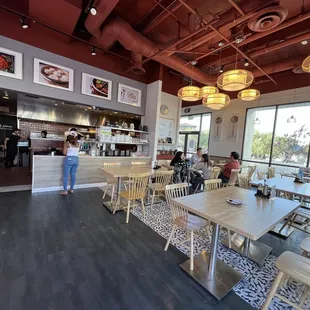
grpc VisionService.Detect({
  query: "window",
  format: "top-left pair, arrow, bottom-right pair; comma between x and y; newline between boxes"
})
242,102 -> 310,171
179,113 -> 211,156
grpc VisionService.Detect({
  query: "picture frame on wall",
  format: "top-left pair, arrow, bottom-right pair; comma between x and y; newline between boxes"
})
0,47 -> 23,80
33,58 -> 74,91
213,114 -> 223,141
81,73 -> 112,100
117,83 -> 141,107
227,114 -> 240,142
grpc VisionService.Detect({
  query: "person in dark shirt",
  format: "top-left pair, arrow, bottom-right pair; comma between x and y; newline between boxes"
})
41,130 -> 47,138
4,128 -> 21,167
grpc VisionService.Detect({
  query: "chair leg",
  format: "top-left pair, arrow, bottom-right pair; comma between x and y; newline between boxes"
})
102,183 -> 109,199
228,229 -> 232,248
150,192 -> 155,210
126,200 -> 131,224
113,195 -> 120,214
261,271 -> 285,310
141,198 -> 145,218
206,225 -> 211,241
190,231 -> 194,271
110,184 -> 115,204
164,224 -> 176,251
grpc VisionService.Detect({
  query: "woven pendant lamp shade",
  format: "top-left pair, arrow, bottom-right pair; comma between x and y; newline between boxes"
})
302,56 -> 310,72
238,89 -> 260,101
217,69 -> 254,91
177,86 -> 202,101
200,86 -> 219,98
202,93 -> 230,110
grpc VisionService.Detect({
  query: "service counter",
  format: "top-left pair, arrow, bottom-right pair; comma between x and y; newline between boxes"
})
32,155 -> 151,193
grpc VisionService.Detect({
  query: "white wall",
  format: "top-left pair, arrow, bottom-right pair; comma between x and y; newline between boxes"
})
181,86 -> 310,157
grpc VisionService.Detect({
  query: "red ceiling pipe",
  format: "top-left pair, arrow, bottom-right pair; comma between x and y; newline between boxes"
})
228,0 -> 245,16
84,0 -> 119,38
90,18 -> 213,84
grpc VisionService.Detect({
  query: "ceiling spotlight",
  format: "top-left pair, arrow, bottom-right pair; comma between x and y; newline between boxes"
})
218,42 -> 224,47
90,7 -> 97,15
54,103 -> 58,106
20,18 -> 28,29
219,66 -> 224,73
301,40 -> 308,45
61,101 -> 65,104
243,59 -> 249,67
91,46 -> 96,56
191,60 -> 197,66
3,90 -> 9,99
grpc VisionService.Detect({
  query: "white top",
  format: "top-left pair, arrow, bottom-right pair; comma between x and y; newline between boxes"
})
193,162 -> 212,179
66,142 -> 79,157
172,186 -> 300,240
190,153 -> 201,165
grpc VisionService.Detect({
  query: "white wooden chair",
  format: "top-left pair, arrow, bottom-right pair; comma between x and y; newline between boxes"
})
115,172 -> 150,223
148,170 -> 173,209
131,161 -> 147,167
210,167 -> 221,179
164,183 -> 211,271
223,169 -> 240,187
268,167 -> 276,179
262,251 -> 310,310
102,162 -> 121,203
237,174 -> 250,189
301,237 -> 310,257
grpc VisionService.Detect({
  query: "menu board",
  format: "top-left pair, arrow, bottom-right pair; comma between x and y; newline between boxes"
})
158,117 -> 175,140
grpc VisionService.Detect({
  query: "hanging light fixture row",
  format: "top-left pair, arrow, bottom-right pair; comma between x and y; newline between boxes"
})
217,69 -> 254,91
202,93 -> 230,110
238,89 -> 260,101
177,86 -> 202,101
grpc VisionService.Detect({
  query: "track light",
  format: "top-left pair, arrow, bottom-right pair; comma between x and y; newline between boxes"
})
3,91 -> 9,99
218,42 -> 224,47
243,59 -> 249,67
301,40 -> 308,45
90,7 -> 97,15
20,18 -> 28,29
91,46 -> 96,56
219,66 -> 224,73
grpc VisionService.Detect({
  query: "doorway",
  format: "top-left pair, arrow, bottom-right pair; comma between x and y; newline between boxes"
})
178,132 -> 199,159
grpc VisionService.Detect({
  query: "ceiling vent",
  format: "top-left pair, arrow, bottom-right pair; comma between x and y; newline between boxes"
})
248,6 -> 288,32
128,65 -> 146,76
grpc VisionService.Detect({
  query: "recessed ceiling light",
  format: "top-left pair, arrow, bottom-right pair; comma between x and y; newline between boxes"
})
61,101 -> 65,104
301,40 -> 308,45
55,103 -> 58,106
20,18 -> 28,29
85,109 -> 88,111
91,46 -> 96,56
3,90 -> 9,99
90,7 -> 97,15
113,112 -> 118,114
87,107 -> 92,110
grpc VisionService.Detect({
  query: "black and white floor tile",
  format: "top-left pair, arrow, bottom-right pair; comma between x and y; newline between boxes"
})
128,200 -> 310,310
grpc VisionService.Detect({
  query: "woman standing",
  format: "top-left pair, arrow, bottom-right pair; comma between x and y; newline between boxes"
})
60,134 -> 79,196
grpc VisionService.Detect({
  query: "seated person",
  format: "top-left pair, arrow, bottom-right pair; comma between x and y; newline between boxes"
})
190,148 -> 202,165
218,151 -> 240,183
192,154 -> 212,191
170,151 -> 187,183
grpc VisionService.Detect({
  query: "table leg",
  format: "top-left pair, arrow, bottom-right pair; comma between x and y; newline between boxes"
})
180,222 -> 243,300
244,238 -> 250,257
102,176 -> 123,213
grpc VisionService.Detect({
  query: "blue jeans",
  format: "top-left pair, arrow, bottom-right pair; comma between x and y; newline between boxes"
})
63,156 -> 79,191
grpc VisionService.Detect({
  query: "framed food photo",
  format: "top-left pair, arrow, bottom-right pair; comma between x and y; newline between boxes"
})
117,84 -> 141,107
33,58 -> 74,91
81,73 -> 112,100
0,47 -> 23,80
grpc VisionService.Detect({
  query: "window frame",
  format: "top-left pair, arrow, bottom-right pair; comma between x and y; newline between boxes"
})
241,102 -> 310,168
179,112 -> 212,156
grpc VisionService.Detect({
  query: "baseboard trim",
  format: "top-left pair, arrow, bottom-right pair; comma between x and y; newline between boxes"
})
32,182 -> 107,193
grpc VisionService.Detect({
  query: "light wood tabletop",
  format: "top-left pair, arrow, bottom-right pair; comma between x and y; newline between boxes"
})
172,187 -> 300,240
251,177 -> 310,198
100,166 -> 154,178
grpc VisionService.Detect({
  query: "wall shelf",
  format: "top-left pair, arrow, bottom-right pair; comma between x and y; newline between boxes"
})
101,142 -> 148,145
108,127 -> 149,134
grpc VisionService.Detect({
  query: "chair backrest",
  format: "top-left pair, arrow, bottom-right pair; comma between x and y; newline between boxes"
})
103,162 -> 121,182
228,169 -> 240,186
165,183 -> 188,221
127,172 -> 151,199
238,174 -> 249,189
247,165 -> 256,180
257,171 -> 265,180
131,161 -> 147,167
219,160 -> 227,164
153,170 -> 174,190
268,167 -> 275,178
204,179 -> 222,191
210,167 -> 221,179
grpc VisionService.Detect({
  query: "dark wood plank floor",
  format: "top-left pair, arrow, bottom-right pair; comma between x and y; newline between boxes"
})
0,188 -> 306,310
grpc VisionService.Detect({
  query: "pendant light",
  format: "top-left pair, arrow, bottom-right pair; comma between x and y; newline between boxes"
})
238,89 -> 260,101
253,117 -> 261,125
217,49 -> 253,91
200,86 -> 219,98
287,115 -> 296,123
302,55 -> 310,72
177,61 -> 202,101
202,93 -> 230,110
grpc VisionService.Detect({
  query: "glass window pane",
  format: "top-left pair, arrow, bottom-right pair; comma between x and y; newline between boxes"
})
199,113 -> 211,153
186,134 -> 199,155
177,133 -> 186,152
271,103 -> 310,167
243,107 -> 276,163
180,115 -> 201,132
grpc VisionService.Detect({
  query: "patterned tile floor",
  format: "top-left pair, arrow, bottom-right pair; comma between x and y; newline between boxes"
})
130,200 -> 310,310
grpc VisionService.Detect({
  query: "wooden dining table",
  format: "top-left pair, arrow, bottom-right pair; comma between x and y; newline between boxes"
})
172,187 -> 300,300
100,166 -> 154,213
251,177 -> 310,237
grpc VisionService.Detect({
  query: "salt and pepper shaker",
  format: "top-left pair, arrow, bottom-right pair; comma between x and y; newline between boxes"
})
263,179 -> 269,196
